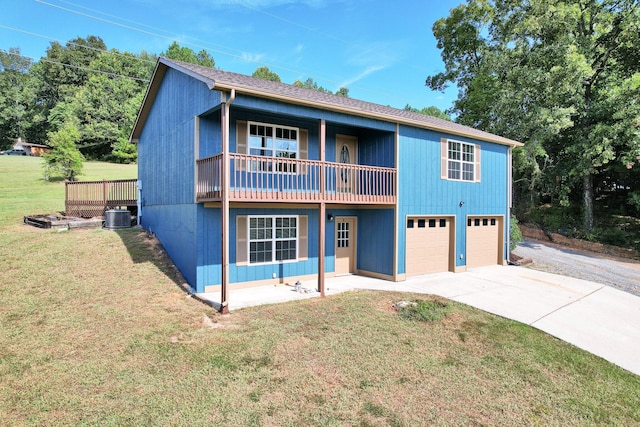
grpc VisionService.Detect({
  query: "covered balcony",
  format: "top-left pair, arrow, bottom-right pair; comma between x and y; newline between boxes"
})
196,153 -> 396,204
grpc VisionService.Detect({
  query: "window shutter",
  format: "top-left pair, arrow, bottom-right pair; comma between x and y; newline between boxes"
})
440,138 -> 448,180
299,129 -> 308,160
298,215 -> 308,260
299,129 -> 308,175
236,215 -> 248,265
475,144 -> 481,182
236,121 -> 247,172
236,121 -> 247,154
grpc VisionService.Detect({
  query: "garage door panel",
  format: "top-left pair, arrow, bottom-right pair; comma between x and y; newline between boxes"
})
406,217 -> 452,276
467,217 -> 502,268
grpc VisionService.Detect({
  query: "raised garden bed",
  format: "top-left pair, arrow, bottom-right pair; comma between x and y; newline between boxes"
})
24,214 -> 104,230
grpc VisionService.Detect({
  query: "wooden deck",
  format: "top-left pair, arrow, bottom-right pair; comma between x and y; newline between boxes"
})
196,153 -> 396,204
65,179 -> 138,218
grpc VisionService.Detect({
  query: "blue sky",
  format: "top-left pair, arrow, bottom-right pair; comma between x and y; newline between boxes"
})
1,0 -> 462,112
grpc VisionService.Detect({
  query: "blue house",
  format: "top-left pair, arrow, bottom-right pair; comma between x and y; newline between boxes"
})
130,58 -> 521,312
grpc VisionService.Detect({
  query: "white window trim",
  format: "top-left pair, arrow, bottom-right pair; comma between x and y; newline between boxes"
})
247,121 -> 299,159
247,215 -> 299,265
447,139 -> 477,182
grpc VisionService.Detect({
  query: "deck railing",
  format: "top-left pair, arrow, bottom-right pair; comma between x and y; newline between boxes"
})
196,153 -> 396,204
65,179 -> 138,218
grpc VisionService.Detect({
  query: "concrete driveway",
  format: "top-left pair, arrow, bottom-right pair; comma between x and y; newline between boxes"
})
199,265 -> 640,376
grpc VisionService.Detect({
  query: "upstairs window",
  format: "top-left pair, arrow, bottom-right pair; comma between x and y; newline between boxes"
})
441,138 -> 481,182
249,122 -> 298,172
236,121 -> 308,173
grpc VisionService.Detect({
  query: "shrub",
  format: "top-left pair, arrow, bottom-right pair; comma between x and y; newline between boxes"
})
43,123 -> 84,181
510,214 -> 523,251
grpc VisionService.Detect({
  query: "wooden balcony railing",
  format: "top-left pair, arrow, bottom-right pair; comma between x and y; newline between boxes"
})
66,179 -> 138,218
196,153 -> 396,204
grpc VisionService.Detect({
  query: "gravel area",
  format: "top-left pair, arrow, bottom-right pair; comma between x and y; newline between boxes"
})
512,240 -> 640,297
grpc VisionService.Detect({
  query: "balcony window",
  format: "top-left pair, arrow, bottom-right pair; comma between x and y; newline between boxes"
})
249,122 -> 298,172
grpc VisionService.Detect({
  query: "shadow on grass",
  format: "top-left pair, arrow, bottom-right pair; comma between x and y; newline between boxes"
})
111,227 -> 220,310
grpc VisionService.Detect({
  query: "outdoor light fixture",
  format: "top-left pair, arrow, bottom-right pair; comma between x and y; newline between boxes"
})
459,201 -> 465,207
328,213 -> 334,222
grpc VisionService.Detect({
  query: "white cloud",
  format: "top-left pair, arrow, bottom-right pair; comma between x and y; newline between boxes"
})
240,51 -> 267,63
338,65 -> 386,88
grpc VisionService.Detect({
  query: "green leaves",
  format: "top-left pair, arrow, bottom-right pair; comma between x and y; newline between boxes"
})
428,0 -> 640,229
43,123 -> 84,181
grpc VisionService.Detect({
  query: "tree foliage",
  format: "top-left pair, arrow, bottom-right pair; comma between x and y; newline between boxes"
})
252,66 -> 281,82
293,77 -> 350,97
0,38 -> 215,163
427,0 -> 640,230
162,41 -> 214,67
43,123 -> 84,181
404,104 -> 451,121
0,48 -> 32,148
71,50 -> 152,161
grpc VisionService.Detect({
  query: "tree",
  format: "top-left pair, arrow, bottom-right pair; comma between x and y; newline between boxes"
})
27,36 -> 107,145
404,104 -> 451,121
427,0 -> 640,230
252,66 -> 281,82
162,42 -> 215,67
0,48 -> 32,148
70,49 -> 152,161
43,123 -> 84,181
334,87 -> 350,97
293,77 -> 349,97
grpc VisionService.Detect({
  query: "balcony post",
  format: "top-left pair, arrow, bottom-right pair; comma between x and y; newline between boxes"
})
220,89 -> 235,314
318,119 -> 326,297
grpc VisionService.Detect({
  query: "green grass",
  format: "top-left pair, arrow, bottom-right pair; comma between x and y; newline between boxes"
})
0,156 -> 137,227
1,157 -> 639,425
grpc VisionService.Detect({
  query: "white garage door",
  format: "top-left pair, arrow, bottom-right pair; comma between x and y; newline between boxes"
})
466,216 -> 503,268
406,217 -> 452,276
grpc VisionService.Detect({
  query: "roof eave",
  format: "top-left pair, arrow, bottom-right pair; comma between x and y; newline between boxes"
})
130,58 -> 217,142
212,82 -> 523,147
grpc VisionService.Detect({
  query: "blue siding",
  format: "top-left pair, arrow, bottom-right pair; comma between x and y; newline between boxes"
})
354,209 -> 394,275
397,125 -> 509,274
195,206 -> 395,287
138,68 -> 222,291
196,205 -> 222,293
199,112 -> 222,158
141,204 -> 198,286
232,94 -> 397,133
358,129 -> 395,168
229,110 -> 395,168
230,207 -> 325,284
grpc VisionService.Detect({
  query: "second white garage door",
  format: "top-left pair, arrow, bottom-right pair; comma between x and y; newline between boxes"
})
406,217 -> 453,276
466,216 -> 503,268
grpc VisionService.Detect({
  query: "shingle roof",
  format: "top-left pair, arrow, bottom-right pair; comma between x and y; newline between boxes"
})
132,57 -> 521,147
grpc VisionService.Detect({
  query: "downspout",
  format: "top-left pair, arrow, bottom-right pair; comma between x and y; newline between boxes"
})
506,146 -> 512,265
221,88 -> 236,314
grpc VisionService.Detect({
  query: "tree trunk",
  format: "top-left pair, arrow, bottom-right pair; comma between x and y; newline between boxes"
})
583,173 -> 594,231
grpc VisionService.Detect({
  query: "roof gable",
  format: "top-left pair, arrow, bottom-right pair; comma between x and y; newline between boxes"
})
131,57 -> 522,147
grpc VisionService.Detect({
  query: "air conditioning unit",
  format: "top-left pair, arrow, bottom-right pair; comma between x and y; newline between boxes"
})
104,209 -> 131,229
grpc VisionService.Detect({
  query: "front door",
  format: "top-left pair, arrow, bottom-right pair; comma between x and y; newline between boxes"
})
336,135 -> 358,194
335,217 -> 356,275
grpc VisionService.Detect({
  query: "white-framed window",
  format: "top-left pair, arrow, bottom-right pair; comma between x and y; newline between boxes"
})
248,215 -> 298,264
448,140 -> 474,181
248,122 -> 299,172
446,140 -> 477,181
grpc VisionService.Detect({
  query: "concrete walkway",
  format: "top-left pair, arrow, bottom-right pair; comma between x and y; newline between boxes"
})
198,265 -> 640,376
